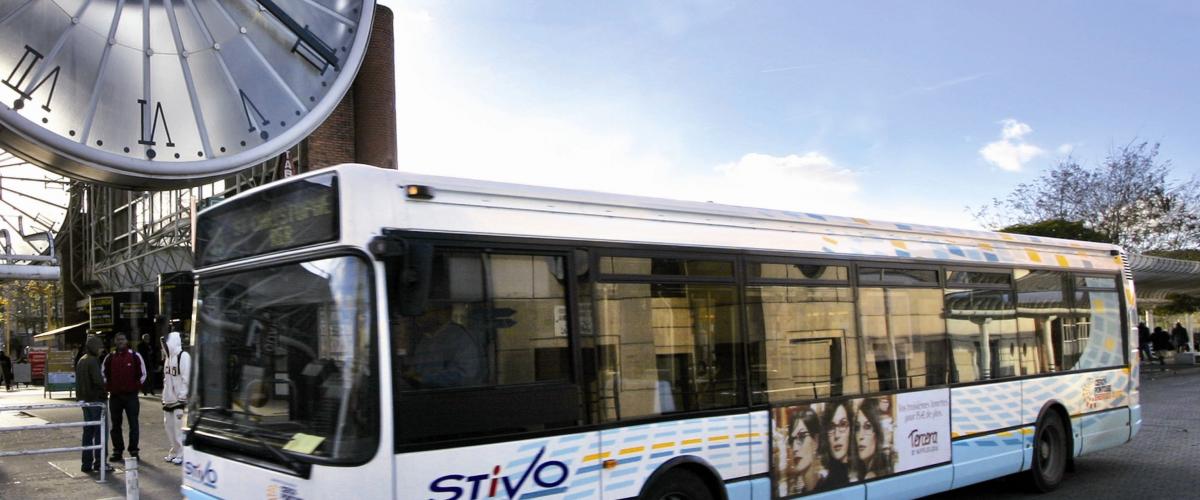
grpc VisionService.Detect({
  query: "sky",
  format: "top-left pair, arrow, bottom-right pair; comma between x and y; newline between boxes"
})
378,0 -> 1200,230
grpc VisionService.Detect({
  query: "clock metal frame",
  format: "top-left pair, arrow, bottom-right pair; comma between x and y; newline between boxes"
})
0,0 -> 376,188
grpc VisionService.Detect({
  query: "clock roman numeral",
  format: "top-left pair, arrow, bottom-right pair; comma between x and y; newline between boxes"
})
138,99 -> 176,147
4,45 -> 61,112
240,89 -> 270,139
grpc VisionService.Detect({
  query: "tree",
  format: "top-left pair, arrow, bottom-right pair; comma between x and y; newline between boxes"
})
0,280 -> 63,332
976,141 -> 1200,251
1144,249 -> 1200,262
1000,219 -> 1112,244
1154,293 -> 1200,317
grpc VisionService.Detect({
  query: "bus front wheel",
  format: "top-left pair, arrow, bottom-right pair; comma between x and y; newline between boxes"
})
1028,412 -> 1068,492
640,468 -> 715,500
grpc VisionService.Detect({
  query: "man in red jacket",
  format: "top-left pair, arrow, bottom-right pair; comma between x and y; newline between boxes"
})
103,332 -> 147,461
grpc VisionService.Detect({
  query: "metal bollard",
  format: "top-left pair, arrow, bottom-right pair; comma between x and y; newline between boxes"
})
124,456 -> 139,500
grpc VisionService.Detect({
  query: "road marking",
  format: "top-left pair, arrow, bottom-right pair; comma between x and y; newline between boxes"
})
0,410 -> 50,428
47,460 -> 82,479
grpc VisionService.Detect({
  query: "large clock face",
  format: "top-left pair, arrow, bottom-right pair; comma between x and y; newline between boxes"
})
0,0 -> 374,188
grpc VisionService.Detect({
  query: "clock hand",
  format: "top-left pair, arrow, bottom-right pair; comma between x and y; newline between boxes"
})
255,0 -> 341,71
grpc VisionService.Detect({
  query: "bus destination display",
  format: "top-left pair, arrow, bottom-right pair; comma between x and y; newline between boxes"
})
196,174 -> 340,266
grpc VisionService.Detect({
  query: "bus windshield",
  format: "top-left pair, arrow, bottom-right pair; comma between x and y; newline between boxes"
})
189,255 -> 378,464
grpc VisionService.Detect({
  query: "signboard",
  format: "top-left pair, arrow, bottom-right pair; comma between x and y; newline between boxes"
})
893,389 -> 951,471
770,388 -> 951,497
91,296 -> 114,329
27,347 -> 47,381
46,350 -> 77,394
121,302 -> 148,319
46,372 -> 76,393
13,363 -> 30,384
46,350 -> 75,373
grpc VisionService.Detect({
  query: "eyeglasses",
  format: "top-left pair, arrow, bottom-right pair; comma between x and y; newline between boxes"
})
855,422 -> 875,435
826,419 -> 850,435
790,430 -> 812,443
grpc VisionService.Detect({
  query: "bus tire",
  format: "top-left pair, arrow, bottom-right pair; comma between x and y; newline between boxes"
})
640,468 -> 715,500
1027,411 -> 1068,492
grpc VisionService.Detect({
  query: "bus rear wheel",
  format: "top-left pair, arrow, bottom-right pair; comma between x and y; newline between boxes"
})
640,468 -> 715,500
1028,412 -> 1068,492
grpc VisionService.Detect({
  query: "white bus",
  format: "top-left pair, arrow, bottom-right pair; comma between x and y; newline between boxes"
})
182,164 -> 1140,500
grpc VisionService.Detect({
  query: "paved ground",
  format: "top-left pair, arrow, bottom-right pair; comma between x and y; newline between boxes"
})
1,363 -> 1198,499
0,387 -> 182,500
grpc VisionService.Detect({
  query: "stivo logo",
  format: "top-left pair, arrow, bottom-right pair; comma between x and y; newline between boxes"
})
429,447 -> 569,500
184,460 -> 219,488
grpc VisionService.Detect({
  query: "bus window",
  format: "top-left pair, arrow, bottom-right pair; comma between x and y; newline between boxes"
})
1015,270 -> 1069,373
944,287 -> 1019,382
595,282 -> 743,419
191,255 -> 378,464
858,287 -> 948,391
394,251 -> 570,390
1069,276 -> 1123,370
745,285 -> 862,403
391,248 -> 577,445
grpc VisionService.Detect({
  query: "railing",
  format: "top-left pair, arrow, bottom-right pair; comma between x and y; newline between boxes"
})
0,401 -> 109,482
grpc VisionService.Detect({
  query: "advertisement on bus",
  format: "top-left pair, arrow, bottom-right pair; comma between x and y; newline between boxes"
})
770,389 -> 950,497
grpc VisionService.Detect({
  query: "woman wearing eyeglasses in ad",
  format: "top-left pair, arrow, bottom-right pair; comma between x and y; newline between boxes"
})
853,398 -> 896,480
778,406 -> 848,496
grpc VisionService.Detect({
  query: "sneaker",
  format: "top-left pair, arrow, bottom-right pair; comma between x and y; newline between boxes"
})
172,457 -> 183,465
109,453 -> 123,462
130,451 -> 139,460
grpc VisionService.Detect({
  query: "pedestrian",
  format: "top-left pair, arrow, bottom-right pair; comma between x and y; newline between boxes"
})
73,342 -> 86,368
0,349 -> 12,391
1172,322 -> 1190,353
75,335 -> 111,474
160,329 -> 190,465
102,332 -> 147,461
1150,326 -> 1173,366
136,334 -> 156,396
1138,322 -> 1152,361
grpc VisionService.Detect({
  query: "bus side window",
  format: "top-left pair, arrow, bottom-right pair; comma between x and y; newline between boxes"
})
745,284 -> 862,404
392,247 -> 578,445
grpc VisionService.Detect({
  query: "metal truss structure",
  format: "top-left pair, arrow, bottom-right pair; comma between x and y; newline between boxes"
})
0,148 -> 67,279
60,149 -> 297,295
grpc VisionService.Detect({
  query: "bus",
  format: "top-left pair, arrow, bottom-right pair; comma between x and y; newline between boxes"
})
181,164 -> 1140,500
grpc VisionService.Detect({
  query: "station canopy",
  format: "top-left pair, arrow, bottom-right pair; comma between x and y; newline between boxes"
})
1129,254 -> 1200,306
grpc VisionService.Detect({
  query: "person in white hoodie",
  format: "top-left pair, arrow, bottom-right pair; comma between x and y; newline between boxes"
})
161,329 -> 190,464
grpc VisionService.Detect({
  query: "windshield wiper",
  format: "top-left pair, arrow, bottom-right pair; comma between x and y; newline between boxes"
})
186,406 -> 309,473
243,427 -> 307,473
185,406 -> 231,445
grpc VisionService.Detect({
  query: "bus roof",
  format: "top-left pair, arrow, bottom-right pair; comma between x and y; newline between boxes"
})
267,164 -> 1127,272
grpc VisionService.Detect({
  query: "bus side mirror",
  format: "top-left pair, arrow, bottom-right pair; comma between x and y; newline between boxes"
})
371,237 -> 434,317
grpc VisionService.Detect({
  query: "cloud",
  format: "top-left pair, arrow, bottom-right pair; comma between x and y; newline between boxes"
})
979,119 -> 1045,172
384,3 -> 984,230
714,152 -> 856,193
1056,143 -> 1075,155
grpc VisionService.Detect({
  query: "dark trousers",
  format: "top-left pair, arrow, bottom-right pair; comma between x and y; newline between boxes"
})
81,405 -> 102,470
108,392 -> 140,455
